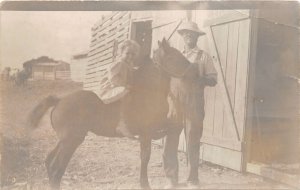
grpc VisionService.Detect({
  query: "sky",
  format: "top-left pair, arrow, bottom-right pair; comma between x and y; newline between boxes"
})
0,11 -> 111,69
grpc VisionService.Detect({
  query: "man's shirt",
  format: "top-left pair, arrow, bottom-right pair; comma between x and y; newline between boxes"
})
168,46 -> 217,121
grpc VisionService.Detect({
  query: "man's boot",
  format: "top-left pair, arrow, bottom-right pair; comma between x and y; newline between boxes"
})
164,177 -> 178,189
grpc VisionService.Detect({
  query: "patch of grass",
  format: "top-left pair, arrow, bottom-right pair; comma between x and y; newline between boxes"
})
1,80 -> 82,186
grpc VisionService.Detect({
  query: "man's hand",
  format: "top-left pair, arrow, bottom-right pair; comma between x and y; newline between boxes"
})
204,74 -> 217,86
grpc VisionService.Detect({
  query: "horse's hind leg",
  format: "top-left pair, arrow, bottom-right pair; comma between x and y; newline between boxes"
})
46,135 -> 85,190
45,139 -> 67,178
45,143 -> 60,176
140,137 -> 152,189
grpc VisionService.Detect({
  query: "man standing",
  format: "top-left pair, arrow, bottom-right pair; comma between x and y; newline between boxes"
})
163,21 -> 218,189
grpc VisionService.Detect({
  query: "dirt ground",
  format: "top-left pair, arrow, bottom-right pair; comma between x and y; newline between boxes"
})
0,80 -> 291,189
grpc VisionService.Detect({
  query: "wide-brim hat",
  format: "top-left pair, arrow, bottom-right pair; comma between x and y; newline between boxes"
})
177,21 -> 206,36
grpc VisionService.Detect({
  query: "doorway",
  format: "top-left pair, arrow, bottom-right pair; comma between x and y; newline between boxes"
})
130,20 -> 152,58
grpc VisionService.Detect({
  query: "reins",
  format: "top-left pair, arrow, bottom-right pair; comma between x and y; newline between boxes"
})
167,19 -> 183,41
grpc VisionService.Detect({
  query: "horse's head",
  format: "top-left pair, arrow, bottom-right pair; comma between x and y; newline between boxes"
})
153,38 -> 190,78
132,38 -> 189,95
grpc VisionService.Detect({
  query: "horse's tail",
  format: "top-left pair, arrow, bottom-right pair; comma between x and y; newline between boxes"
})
27,95 -> 60,131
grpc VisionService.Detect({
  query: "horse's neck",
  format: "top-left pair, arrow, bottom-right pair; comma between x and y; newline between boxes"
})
132,60 -> 169,99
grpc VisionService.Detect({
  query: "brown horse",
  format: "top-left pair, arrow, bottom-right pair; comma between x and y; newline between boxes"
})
26,39 -> 190,189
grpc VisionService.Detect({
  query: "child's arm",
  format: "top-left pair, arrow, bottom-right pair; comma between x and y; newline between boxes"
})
108,62 -> 127,87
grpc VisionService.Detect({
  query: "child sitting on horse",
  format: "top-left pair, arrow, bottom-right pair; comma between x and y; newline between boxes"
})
99,40 -> 141,138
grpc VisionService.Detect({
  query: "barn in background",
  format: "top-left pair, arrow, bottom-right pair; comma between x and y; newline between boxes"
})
70,51 -> 88,82
84,3 -> 299,188
31,61 -> 70,80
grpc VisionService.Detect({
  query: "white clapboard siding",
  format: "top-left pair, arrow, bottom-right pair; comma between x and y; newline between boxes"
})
84,12 -> 131,93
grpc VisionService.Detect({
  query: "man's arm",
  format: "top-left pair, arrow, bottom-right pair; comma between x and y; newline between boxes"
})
204,73 -> 217,86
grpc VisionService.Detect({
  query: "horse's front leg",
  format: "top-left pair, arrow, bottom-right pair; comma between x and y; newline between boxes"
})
140,136 -> 152,189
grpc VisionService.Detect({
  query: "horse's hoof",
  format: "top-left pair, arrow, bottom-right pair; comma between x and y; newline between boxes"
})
164,178 -> 178,189
184,181 -> 200,189
141,185 -> 151,190
164,183 -> 178,189
49,185 -> 60,190
140,181 -> 151,189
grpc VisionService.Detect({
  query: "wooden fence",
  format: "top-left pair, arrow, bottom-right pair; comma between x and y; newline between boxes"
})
32,71 -> 70,80
56,71 -> 71,80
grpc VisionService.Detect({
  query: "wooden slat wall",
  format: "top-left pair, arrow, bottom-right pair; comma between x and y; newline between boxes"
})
234,19 -> 250,139
194,10 -> 251,171
223,22 -> 239,138
211,24 -> 228,139
84,12 -> 131,92
196,10 -> 251,142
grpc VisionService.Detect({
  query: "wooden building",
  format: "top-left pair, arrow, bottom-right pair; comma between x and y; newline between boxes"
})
84,4 -> 299,187
70,51 -> 88,82
31,61 -> 70,80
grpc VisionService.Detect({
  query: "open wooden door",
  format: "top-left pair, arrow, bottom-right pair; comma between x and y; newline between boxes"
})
200,12 -> 253,171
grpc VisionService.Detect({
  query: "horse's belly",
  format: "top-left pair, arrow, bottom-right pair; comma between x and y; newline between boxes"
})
51,90 -> 120,137
89,119 -> 119,137
89,101 -> 120,137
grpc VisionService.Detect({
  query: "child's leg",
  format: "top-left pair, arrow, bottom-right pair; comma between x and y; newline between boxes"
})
116,94 -> 134,138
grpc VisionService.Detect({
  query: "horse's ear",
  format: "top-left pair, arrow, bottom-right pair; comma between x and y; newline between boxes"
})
161,38 -> 170,51
157,40 -> 162,47
162,37 -> 167,44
